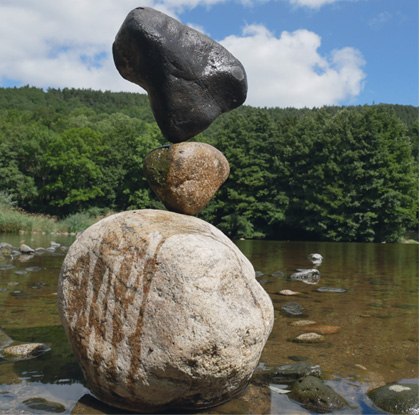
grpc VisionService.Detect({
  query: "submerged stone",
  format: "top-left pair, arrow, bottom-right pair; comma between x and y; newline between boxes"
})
368,382 -> 419,415
58,209 -> 273,413
316,287 -> 347,293
143,142 -> 229,215
113,7 -> 247,142
289,376 -> 347,413
23,398 -> 65,413
2,343 -> 50,360
303,325 -> 341,335
281,302 -> 304,316
294,333 -> 325,343
272,362 -> 323,380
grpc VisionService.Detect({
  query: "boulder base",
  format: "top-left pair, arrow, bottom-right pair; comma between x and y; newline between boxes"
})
58,210 -> 273,413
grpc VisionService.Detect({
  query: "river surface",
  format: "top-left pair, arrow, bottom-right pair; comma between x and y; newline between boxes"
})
0,233 -> 418,414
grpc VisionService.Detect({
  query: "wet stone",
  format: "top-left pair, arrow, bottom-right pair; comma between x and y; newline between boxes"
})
288,355 -> 309,362
316,287 -> 347,293
279,289 -> 301,296
2,343 -> 50,360
255,271 -> 265,277
14,270 -> 27,275
23,397 -> 65,413
290,269 -> 320,285
143,142 -> 230,215
271,271 -> 285,278
289,376 -> 347,413
113,7 -> 247,143
0,264 -> 15,270
281,302 -> 304,316
294,333 -> 325,343
19,244 -> 34,254
26,266 -> 41,272
272,362 -> 323,380
368,382 -> 419,415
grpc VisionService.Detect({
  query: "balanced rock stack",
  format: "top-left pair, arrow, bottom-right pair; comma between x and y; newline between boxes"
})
57,7 -> 274,414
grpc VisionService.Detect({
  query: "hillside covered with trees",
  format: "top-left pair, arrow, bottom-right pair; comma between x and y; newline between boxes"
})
0,86 -> 418,242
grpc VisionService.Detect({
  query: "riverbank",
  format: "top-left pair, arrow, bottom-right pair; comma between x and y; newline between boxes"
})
0,207 -> 103,235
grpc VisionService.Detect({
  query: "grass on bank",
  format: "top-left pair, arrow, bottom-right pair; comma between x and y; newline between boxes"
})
0,193 -> 105,234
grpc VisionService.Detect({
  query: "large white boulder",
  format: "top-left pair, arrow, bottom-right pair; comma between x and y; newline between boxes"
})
58,209 -> 273,413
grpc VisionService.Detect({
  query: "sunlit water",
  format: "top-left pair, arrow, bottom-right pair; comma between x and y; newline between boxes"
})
0,234 -> 418,414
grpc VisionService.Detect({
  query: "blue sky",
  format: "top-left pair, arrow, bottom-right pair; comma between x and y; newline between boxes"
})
0,0 -> 418,108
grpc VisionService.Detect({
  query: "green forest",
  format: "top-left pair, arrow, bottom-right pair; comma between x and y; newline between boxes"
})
0,86 -> 418,242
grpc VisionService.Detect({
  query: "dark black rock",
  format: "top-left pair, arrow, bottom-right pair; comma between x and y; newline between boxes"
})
290,269 -> 321,285
281,302 -> 304,316
273,362 -> 323,380
289,376 -> 347,413
113,7 -> 247,143
368,382 -> 419,415
316,287 -> 347,293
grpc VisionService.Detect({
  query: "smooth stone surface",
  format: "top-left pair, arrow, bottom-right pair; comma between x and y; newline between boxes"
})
58,209 -> 273,413
113,7 -> 247,143
368,382 -> 419,415
289,376 -> 347,413
281,302 -> 304,316
272,362 -> 323,380
279,289 -> 301,296
23,398 -> 66,413
143,142 -> 229,215
316,287 -> 347,293
2,343 -> 50,360
290,269 -> 320,285
271,271 -> 285,278
19,244 -> 34,254
294,333 -> 325,343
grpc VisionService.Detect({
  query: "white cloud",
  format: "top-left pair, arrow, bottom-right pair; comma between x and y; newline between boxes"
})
0,1 -> 365,108
221,25 -> 365,108
289,0 -> 339,9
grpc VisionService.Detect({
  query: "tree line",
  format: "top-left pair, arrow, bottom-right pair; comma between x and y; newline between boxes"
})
0,86 -> 418,242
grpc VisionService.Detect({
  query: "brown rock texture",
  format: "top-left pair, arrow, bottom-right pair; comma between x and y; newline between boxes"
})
143,142 -> 229,215
303,325 -> 341,335
58,210 -> 273,413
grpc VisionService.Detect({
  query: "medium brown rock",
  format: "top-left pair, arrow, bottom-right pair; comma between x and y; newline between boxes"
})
58,210 -> 273,413
143,142 -> 229,215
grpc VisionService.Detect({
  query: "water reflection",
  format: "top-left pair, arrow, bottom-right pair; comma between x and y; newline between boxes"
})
0,234 -> 418,414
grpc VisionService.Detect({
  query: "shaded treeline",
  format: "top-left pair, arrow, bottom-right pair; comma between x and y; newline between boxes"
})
0,86 -> 418,242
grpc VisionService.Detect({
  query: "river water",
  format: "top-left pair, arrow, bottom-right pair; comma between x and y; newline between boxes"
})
0,233 -> 418,414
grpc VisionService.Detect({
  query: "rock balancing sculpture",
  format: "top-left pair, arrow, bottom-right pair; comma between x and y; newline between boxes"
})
57,7 -> 274,413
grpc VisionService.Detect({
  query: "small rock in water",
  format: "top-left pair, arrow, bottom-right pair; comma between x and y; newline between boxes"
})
255,271 -> 265,277
143,142 -> 230,215
26,266 -> 42,272
0,243 -> 13,250
289,320 -> 317,327
288,355 -> 309,362
368,382 -> 419,415
271,271 -> 285,278
2,343 -> 50,360
289,376 -> 347,413
316,287 -> 347,293
303,325 -> 341,335
113,7 -> 247,143
14,270 -> 27,275
281,302 -> 304,316
272,362 -> 323,380
308,253 -> 323,267
279,289 -> 300,296
23,397 -> 65,413
290,269 -> 320,285
19,244 -> 34,254
0,264 -> 15,270
294,333 -> 325,343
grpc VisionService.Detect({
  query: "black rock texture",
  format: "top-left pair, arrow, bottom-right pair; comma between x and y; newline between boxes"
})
113,7 -> 247,143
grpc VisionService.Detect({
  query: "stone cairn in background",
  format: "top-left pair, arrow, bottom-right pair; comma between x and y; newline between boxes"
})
57,7 -> 274,414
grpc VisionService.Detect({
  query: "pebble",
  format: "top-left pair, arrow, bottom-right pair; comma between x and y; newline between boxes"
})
294,333 -> 325,343
281,302 -> 304,316
316,287 -> 347,293
279,289 -> 301,296
26,266 -> 41,272
0,264 -> 15,270
14,270 -> 27,275
2,343 -> 50,360
19,244 -> 34,254
271,271 -> 285,278
23,397 -> 65,413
